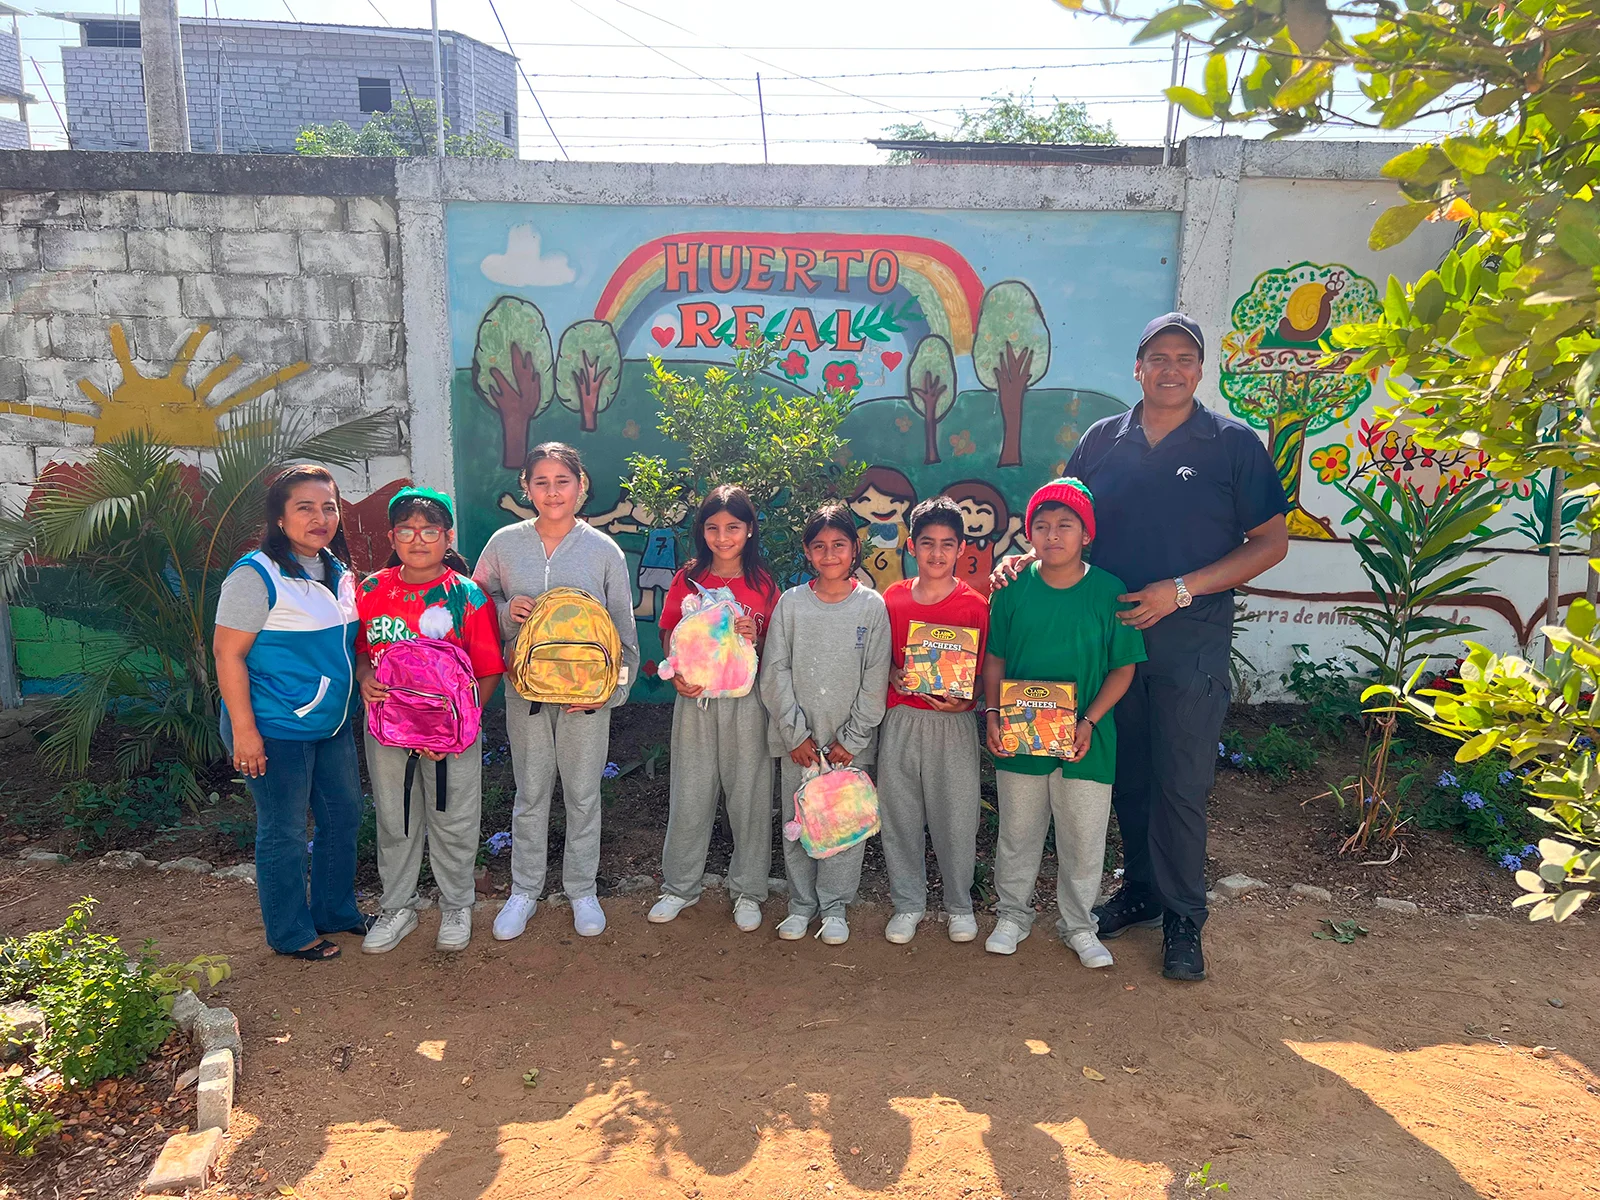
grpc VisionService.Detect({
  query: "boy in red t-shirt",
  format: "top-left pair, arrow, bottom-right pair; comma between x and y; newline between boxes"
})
354,487 -> 505,955
878,497 -> 989,945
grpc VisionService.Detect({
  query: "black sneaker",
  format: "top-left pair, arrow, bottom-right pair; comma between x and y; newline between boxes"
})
1162,911 -> 1207,982
1092,887 -> 1163,940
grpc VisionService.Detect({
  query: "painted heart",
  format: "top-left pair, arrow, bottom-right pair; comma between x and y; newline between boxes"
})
651,326 -> 675,347
881,351 -> 903,370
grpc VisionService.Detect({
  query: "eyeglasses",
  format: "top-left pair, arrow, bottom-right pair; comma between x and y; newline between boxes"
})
393,527 -> 445,544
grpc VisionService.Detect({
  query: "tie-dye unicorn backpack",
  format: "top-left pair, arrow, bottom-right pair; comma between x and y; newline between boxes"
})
784,761 -> 881,860
656,580 -> 758,700
508,587 -> 622,708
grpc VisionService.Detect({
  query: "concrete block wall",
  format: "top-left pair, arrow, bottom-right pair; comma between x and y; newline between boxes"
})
63,22 -> 517,155
0,154 -> 409,521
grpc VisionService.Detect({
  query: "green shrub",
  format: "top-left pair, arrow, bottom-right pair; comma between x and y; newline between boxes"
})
0,898 -> 172,1088
1219,726 -> 1319,782
1281,645 -> 1364,741
1406,758 -> 1542,870
0,1074 -> 60,1158
56,761 -> 194,850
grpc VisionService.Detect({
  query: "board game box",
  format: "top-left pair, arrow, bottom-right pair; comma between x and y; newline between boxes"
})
997,681 -> 1078,757
901,621 -> 980,700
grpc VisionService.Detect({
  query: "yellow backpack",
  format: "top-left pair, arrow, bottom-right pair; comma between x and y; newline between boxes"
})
508,588 -> 622,708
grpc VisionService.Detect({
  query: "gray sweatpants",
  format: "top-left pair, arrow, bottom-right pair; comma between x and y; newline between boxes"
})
364,730 -> 484,913
876,705 -> 980,917
504,700 -> 613,901
994,768 -> 1113,938
661,692 -> 774,903
779,757 -> 867,921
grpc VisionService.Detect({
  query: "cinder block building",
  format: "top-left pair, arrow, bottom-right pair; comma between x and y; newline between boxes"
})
48,13 -> 517,154
0,3 -> 32,150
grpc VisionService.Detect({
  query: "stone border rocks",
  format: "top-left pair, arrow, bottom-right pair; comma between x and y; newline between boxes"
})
145,991 -> 241,1193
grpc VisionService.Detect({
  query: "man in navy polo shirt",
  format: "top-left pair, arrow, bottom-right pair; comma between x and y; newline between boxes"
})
995,313 -> 1288,981
1071,313 -> 1287,980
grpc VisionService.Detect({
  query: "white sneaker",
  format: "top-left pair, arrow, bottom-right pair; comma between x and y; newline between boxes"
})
572,895 -> 607,937
885,911 -> 923,944
733,897 -> 762,932
1069,930 -> 1114,969
985,919 -> 1030,955
361,908 -> 417,954
776,913 -> 810,940
493,893 -> 537,941
648,894 -> 698,924
947,914 -> 979,943
817,916 -> 849,945
436,907 -> 472,951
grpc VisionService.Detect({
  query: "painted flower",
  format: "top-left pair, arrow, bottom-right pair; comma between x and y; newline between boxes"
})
823,361 -> 861,392
1498,852 -> 1523,870
1437,770 -> 1458,790
949,430 -> 977,457
602,761 -> 621,780
643,659 -> 658,678
1309,444 -> 1350,484
779,350 -> 809,380
1462,791 -> 1486,810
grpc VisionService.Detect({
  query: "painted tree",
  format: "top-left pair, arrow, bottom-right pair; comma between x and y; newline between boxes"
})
472,296 -> 553,469
555,320 -> 622,433
906,334 -> 957,465
973,281 -> 1050,469
1217,264 -> 1381,538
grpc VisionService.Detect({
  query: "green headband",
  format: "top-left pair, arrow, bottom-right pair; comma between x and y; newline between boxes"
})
388,485 -> 456,524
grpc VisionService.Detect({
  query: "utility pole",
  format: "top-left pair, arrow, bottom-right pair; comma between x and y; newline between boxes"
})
756,73 -> 768,164
141,0 -> 191,151
430,0 -> 446,158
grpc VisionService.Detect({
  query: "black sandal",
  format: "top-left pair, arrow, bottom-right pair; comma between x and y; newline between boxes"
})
281,939 -> 341,962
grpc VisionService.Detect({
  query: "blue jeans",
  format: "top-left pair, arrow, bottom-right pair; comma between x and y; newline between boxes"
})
224,711 -> 365,952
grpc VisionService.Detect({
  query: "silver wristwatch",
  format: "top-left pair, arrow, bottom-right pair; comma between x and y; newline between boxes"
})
1174,576 -> 1193,608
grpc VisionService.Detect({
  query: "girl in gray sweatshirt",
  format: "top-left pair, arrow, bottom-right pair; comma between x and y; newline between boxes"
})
759,504 -> 891,946
472,442 -> 640,942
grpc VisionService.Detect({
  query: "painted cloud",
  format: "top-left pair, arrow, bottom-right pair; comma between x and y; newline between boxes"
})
480,224 -> 577,287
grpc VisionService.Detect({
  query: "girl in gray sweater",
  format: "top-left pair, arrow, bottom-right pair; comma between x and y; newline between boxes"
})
473,442 -> 640,941
760,504 -> 891,946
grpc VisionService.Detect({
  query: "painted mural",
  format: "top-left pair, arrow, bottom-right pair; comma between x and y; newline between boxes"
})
3,323 -> 405,691
445,204 -> 1180,698
0,322 -> 311,447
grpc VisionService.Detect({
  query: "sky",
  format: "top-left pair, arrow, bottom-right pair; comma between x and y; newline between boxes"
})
9,0 -> 1448,160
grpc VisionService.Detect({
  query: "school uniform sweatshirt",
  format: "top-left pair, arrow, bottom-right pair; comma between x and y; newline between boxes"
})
472,518 -> 641,710
759,583 -> 891,766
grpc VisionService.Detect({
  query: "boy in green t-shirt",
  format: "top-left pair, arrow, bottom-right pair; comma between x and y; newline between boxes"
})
981,478 -> 1146,967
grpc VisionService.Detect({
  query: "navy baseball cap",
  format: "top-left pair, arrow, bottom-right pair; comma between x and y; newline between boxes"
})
1137,312 -> 1205,360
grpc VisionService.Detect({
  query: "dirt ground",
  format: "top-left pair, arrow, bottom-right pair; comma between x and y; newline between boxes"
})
0,858 -> 1596,1200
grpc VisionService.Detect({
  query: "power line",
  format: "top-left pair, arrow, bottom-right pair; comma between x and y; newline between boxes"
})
594,0 -> 958,130
484,0 -> 569,159
561,0 -> 755,107
519,59 -> 1165,81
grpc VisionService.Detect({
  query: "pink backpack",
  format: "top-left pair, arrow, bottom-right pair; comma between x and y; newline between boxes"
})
367,638 -> 482,833
784,762 -> 881,860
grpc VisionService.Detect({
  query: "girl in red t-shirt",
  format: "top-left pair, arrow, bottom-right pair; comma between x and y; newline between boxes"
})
353,487 -> 505,957
649,485 -> 779,933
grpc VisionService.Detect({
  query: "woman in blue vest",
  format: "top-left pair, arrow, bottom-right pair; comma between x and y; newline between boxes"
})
214,465 -> 368,961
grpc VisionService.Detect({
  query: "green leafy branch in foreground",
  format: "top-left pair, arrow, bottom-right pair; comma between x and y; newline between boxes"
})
1093,0 -> 1600,917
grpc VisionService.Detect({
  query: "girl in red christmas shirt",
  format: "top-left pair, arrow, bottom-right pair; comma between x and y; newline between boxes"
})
648,485 -> 779,933
354,487 -> 505,955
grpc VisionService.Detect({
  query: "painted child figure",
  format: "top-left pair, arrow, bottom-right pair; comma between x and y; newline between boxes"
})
982,478 -> 1146,968
878,498 -> 990,945
355,487 -> 505,954
849,466 -> 917,591
648,486 -> 780,933
760,504 -> 892,946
